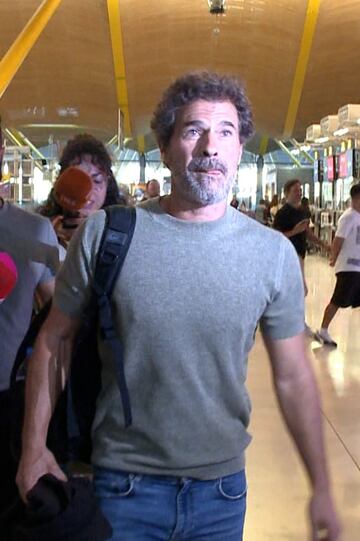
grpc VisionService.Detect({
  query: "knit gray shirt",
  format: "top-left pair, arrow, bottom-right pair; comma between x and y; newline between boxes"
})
54,199 -> 304,479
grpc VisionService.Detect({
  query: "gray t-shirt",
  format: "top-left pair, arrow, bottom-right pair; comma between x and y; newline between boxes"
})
0,202 -> 59,391
54,199 -> 305,479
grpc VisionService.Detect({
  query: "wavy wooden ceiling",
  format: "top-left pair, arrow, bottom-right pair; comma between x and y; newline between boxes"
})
0,0 -> 360,153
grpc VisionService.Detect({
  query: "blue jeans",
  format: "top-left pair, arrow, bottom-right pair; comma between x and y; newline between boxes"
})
94,466 -> 247,541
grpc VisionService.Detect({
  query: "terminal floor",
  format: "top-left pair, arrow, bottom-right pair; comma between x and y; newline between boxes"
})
244,255 -> 360,540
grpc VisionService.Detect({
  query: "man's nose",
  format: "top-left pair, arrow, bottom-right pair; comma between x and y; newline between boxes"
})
199,131 -> 218,157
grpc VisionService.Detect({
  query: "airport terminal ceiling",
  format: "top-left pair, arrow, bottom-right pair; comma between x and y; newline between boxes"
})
1,0 -> 360,154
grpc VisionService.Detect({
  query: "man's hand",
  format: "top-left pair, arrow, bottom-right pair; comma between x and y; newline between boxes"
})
292,219 -> 309,235
16,447 -> 67,503
309,490 -> 341,541
264,334 -> 341,541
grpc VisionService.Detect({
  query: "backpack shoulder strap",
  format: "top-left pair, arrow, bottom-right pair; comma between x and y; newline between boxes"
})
92,204 -> 136,427
10,301 -> 52,388
93,205 -> 136,298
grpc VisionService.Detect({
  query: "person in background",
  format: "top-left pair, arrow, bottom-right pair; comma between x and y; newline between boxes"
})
264,195 -> 271,220
269,194 -> 280,222
38,134 -> 121,248
230,194 -> 238,209
274,179 -> 328,297
17,71 -> 340,541
239,200 -> 247,213
301,196 -> 312,220
315,183 -> 360,347
142,178 -> 161,201
118,183 -> 134,207
0,195 -> 59,514
254,198 -> 268,225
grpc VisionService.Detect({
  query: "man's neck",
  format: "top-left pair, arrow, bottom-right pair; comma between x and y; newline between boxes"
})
286,199 -> 300,209
159,194 -> 227,222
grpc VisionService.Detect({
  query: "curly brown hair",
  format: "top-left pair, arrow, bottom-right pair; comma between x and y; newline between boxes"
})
59,134 -> 111,174
151,71 -> 254,150
39,134 -> 120,217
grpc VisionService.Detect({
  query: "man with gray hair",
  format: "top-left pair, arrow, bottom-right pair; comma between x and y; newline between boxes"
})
17,72 -> 340,540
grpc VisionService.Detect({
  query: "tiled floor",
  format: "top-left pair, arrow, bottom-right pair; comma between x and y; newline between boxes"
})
244,255 -> 360,540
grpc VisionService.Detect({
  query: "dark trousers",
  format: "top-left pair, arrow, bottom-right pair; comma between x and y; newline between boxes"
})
0,390 -> 19,515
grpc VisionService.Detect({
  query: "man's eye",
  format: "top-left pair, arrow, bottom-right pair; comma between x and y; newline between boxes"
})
221,129 -> 233,137
185,128 -> 200,138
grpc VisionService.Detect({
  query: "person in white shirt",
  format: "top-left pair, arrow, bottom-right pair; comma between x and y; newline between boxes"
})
316,183 -> 360,346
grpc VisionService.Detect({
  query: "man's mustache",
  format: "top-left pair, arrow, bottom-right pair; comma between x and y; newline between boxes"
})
187,158 -> 228,175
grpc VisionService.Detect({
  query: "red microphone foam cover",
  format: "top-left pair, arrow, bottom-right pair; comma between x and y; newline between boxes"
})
53,167 -> 93,212
0,252 -> 18,300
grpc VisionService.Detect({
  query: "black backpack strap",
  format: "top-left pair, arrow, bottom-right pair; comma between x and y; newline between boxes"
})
92,205 -> 136,427
10,301 -> 52,388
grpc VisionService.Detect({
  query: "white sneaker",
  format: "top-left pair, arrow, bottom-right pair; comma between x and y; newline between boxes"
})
315,328 -> 337,347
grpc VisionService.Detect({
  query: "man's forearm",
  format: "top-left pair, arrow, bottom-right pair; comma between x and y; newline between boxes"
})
329,237 -> 344,266
22,331 -> 71,453
306,229 -> 323,247
330,248 -> 339,266
274,367 -> 330,492
17,307 -> 79,501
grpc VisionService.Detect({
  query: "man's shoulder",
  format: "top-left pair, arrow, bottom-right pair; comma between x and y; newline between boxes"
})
278,203 -> 300,216
70,209 -> 107,248
338,208 -> 356,226
273,203 -> 290,222
345,208 -> 359,220
276,203 -> 289,214
232,209 -> 285,244
136,198 -> 159,213
3,203 -> 51,231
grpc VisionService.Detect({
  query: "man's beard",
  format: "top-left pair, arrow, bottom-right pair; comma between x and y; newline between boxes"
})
172,157 -> 236,205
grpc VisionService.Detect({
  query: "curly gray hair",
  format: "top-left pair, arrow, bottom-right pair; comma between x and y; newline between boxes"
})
151,71 -> 254,150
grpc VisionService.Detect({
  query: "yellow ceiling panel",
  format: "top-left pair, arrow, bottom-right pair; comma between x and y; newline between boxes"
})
0,0 -> 118,145
119,0 -> 308,139
0,0 -> 63,100
294,0 -> 360,139
0,0 -> 360,149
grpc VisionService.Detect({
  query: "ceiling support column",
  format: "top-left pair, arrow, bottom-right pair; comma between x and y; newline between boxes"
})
282,0 -> 321,138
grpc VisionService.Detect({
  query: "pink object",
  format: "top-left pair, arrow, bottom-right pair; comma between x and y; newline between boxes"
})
0,252 -> 18,300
